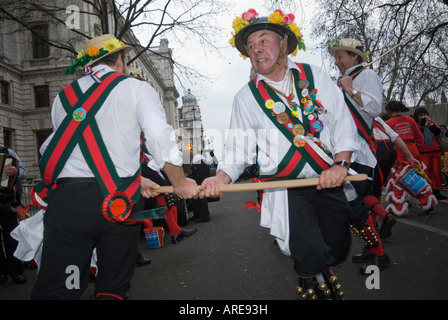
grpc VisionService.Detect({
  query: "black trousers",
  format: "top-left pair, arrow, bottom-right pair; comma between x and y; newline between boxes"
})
288,186 -> 351,277
348,162 -> 372,226
31,180 -> 141,300
0,201 -> 23,277
369,141 -> 397,198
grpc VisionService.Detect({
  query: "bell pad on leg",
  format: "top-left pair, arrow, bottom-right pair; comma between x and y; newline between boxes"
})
295,269 -> 344,300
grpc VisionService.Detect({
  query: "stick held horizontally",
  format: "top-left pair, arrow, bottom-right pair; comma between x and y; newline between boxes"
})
150,174 -> 367,194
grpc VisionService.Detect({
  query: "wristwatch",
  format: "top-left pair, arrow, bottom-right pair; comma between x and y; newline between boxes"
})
332,160 -> 350,170
351,89 -> 358,98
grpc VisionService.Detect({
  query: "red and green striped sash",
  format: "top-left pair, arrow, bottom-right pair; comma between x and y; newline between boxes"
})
341,66 -> 374,148
249,63 -> 330,181
32,72 -> 141,224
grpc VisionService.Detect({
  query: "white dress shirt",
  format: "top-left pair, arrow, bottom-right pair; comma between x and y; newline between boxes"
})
373,116 -> 399,142
217,59 -> 360,255
344,64 -> 383,168
47,65 -> 182,179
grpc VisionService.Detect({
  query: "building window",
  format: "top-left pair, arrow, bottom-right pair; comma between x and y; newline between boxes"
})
0,81 -> 9,104
34,85 -> 50,108
31,25 -> 50,59
36,130 -> 52,160
3,128 -> 13,148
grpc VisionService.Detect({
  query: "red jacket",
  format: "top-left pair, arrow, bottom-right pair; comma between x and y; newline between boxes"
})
386,115 -> 424,145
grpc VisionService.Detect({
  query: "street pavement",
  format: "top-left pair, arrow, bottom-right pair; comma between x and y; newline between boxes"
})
1,186 -> 447,303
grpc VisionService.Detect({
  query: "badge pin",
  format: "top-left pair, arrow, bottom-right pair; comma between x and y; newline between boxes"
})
301,88 -> 309,97
293,135 -> 306,148
293,124 -> 305,136
298,79 -> 309,89
265,99 -> 275,109
276,112 -> 289,124
73,108 -> 86,122
311,119 -> 324,133
273,101 -> 286,114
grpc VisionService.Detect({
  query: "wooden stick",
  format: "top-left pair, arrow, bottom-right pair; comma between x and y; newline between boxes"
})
151,174 -> 367,194
352,34 -> 418,77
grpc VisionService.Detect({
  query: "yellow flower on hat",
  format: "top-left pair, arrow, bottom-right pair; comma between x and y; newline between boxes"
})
76,50 -> 85,60
289,23 -> 302,39
268,10 -> 284,24
102,38 -> 122,52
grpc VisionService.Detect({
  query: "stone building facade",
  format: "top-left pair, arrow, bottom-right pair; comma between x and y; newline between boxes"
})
0,0 -> 179,182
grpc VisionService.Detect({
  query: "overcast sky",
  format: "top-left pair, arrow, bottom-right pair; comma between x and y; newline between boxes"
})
172,0 -> 324,159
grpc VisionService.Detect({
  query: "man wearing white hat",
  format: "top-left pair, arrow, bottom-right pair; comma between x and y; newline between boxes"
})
31,34 -> 198,299
329,38 -> 390,274
200,9 -> 360,299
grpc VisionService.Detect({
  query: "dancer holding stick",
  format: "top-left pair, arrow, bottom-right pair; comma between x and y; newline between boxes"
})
199,8 -> 361,300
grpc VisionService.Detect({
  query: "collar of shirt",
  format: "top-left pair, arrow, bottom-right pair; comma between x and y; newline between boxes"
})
343,63 -> 365,77
254,58 -> 301,86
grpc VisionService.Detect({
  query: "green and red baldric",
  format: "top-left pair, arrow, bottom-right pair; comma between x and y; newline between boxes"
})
249,63 -> 330,182
31,71 -> 141,224
340,66 -> 374,151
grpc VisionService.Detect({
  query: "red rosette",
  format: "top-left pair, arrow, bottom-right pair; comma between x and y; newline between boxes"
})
30,188 -> 48,210
102,191 -> 133,223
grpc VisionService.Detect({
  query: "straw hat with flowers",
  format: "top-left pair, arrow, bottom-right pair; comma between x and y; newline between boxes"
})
328,38 -> 368,63
66,34 -> 132,74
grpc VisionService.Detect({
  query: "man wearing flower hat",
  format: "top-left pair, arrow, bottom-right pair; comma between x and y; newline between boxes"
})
31,34 -> 198,300
329,39 -> 390,274
200,9 -> 360,299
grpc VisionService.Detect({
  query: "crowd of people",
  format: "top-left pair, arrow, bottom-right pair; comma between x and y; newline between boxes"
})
0,8 -> 447,300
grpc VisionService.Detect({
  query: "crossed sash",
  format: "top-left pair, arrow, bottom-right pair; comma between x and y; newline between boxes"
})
31,71 -> 141,224
340,66 -> 374,150
248,63 -> 330,182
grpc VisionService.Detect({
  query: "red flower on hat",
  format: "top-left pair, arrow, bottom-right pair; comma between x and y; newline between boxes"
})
242,8 -> 259,21
283,13 -> 295,25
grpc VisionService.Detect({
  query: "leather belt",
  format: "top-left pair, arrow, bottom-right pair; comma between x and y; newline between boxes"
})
56,177 -> 98,186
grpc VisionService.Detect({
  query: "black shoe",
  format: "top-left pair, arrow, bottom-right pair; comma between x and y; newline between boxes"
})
136,252 -> 151,266
194,216 -> 211,223
380,213 -> 396,239
433,189 -> 448,200
359,253 -> 390,275
425,206 -> 436,214
171,228 -> 198,244
11,274 -> 27,285
352,246 -> 369,263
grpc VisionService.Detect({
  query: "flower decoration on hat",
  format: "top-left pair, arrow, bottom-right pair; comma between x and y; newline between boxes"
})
66,37 -> 127,74
229,9 -> 306,59
328,38 -> 370,62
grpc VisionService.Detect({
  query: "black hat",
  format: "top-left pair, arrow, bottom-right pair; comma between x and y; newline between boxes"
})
385,101 -> 409,112
230,9 -> 305,58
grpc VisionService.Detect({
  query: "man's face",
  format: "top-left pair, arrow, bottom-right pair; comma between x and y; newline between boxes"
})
334,50 -> 358,74
246,29 -> 284,77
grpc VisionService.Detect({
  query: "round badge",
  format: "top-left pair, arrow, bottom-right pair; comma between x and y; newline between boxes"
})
73,108 -> 86,122
265,99 -> 275,109
102,191 -> 133,223
301,98 -> 307,104
298,79 -> 309,89
287,123 -> 293,129
301,88 -> 309,97
311,119 -> 324,133
293,124 -> 305,136
276,112 -> 289,124
293,135 -> 307,148
273,102 -> 286,114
